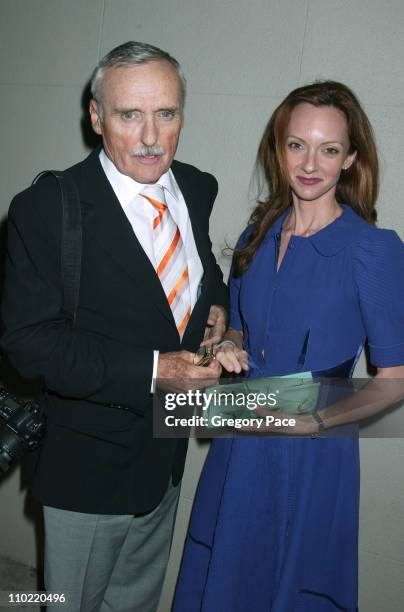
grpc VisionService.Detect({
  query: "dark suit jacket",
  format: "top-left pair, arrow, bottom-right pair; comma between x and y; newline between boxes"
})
1,149 -> 228,514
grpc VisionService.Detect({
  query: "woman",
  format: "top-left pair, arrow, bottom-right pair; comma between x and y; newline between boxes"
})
173,81 -> 404,612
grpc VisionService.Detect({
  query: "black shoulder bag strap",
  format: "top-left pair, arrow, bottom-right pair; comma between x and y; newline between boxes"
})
32,170 -> 82,326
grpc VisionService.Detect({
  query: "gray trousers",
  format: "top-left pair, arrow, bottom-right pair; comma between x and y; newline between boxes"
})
43,481 -> 180,612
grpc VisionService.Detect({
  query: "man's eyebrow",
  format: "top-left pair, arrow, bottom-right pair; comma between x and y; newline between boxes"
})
112,106 -> 180,114
112,107 -> 140,115
156,106 -> 180,113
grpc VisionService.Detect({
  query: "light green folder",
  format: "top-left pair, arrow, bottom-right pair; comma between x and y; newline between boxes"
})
203,371 -> 320,427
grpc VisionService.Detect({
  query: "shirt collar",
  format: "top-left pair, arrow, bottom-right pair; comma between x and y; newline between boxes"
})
265,204 -> 367,256
99,149 -> 180,206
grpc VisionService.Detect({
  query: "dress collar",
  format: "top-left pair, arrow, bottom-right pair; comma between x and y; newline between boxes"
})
264,204 -> 367,256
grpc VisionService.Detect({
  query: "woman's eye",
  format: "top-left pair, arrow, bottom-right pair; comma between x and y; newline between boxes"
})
287,142 -> 302,150
324,147 -> 339,155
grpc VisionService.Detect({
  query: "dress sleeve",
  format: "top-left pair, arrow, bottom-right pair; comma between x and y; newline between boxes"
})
354,228 -> 404,367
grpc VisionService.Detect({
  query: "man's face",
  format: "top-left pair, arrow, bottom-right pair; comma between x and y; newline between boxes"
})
90,60 -> 183,184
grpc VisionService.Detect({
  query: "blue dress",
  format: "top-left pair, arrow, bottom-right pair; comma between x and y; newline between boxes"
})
173,205 -> 404,612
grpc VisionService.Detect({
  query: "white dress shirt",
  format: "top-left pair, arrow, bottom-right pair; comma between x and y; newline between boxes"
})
99,150 -> 204,389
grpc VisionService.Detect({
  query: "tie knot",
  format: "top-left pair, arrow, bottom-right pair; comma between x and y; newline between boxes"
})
140,184 -> 166,209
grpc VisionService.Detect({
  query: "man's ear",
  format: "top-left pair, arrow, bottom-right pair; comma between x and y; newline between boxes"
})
89,99 -> 102,135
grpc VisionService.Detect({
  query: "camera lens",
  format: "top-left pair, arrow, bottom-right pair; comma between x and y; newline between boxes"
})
0,392 -> 44,473
0,428 -> 22,472
0,451 -> 11,473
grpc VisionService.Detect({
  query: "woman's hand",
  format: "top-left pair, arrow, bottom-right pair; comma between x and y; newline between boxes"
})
214,340 -> 249,374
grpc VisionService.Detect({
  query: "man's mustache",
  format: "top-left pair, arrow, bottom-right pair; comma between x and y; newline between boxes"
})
131,146 -> 166,157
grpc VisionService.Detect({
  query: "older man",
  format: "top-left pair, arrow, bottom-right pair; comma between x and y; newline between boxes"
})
1,42 -> 227,611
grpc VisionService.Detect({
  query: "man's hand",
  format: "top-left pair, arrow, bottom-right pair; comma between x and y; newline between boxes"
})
157,350 -> 222,392
200,305 -> 227,347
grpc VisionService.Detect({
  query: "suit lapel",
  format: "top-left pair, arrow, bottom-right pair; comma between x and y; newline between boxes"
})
75,150 -> 175,327
171,162 -> 210,269
171,162 -> 214,344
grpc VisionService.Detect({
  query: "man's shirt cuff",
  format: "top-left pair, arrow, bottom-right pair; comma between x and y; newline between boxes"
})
151,350 -> 159,393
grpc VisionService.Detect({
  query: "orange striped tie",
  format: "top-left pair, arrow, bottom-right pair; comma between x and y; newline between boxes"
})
141,185 -> 191,338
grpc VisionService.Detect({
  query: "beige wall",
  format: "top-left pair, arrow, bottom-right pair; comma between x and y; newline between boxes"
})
0,1 -> 403,611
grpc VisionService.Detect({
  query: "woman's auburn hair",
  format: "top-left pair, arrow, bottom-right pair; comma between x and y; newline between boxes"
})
234,81 -> 379,276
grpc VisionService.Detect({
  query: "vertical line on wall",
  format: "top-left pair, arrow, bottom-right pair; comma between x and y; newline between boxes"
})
96,0 -> 106,60
297,0 -> 310,84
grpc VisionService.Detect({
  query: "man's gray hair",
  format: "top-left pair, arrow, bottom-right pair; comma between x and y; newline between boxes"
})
90,41 -> 186,117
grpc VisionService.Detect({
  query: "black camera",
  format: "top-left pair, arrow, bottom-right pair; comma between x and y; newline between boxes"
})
0,388 -> 44,473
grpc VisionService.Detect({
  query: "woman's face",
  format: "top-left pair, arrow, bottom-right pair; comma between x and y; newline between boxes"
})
285,103 -> 356,204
